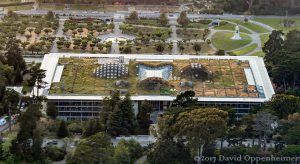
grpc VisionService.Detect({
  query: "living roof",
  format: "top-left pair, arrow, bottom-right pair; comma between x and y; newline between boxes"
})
49,57 -> 259,98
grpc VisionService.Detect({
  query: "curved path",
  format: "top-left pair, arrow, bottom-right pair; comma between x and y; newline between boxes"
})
207,19 -> 274,56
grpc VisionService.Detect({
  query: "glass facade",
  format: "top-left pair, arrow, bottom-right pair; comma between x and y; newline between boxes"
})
49,99 -> 261,121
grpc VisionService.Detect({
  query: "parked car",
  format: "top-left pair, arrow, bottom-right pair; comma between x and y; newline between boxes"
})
0,118 -> 7,126
46,140 -> 58,145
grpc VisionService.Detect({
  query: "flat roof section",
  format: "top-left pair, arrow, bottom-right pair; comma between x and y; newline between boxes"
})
52,65 -> 64,83
244,68 -> 255,86
34,53 -> 275,103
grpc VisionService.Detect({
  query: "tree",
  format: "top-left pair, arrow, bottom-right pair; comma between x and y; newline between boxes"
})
46,102 -> 58,119
174,108 -> 228,164
268,94 -> 300,119
155,42 -> 165,54
252,111 -> 278,150
137,101 -> 152,134
30,67 -> 47,100
83,119 -> 102,137
193,42 -> 202,54
119,93 -> 136,134
159,13 -> 168,26
262,30 -> 284,66
16,104 -> 42,160
57,121 -> 69,138
284,125 -> 300,144
121,45 -> 132,54
147,138 -> 192,164
45,11 -> 55,20
280,145 -> 300,157
128,11 -> 139,20
43,28 -> 52,36
67,122 -> 83,134
2,88 -> 20,114
172,90 -> 198,107
45,146 -> 66,161
177,11 -> 189,27
179,44 -> 185,54
100,98 -> 113,132
108,105 -> 124,137
31,129 -> 43,161
283,30 -> 300,52
4,38 -> 26,84
114,139 -> 143,163
66,132 -> 114,164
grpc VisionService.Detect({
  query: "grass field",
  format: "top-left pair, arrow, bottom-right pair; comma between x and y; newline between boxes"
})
0,0 -> 20,4
228,44 -> 258,56
260,34 -> 269,47
227,19 -> 270,33
214,21 -> 252,34
252,51 -> 265,57
254,18 -> 300,33
211,32 -> 252,51
5,5 -> 32,11
39,4 -> 64,10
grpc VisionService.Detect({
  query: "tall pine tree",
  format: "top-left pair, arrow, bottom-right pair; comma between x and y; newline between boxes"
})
137,101 -> 153,134
57,121 -> 69,138
119,93 -> 136,134
108,105 -> 124,137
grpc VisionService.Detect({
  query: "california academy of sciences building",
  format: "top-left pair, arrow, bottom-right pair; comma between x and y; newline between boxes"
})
33,53 -> 275,121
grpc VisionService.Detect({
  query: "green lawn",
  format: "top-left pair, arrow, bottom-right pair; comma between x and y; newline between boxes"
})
228,44 -> 258,56
211,31 -> 252,51
0,0 -> 20,4
125,19 -> 163,27
254,18 -> 300,33
260,34 -> 269,46
39,4 -> 65,10
227,19 -> 270,33
252,51 -> 265,57
5,5 -> 32,11
214,21 -> 252,34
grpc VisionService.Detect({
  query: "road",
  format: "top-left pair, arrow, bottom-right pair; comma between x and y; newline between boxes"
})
0,123 -> 10,132
14,9 -> 300,19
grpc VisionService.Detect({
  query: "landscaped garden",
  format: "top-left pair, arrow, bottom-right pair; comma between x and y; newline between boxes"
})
63,18 -> 114,38
0,12 -> 58,54
213,21 -> 252,34
119,41 -> 172,54
50,57 -> 259,98
254,18 -> 300,33
119,24 -> 172,41
178,19 -> 212,29
228,44 -> 258,56
252,51 -> 265,57
226,19 -> 270,33
56,18 -> 115,53
176,28 -> 209,40
177,42 -> 215,55
260,34 -> 269,46
211,31 -> 252,51
125,17 -> 168,27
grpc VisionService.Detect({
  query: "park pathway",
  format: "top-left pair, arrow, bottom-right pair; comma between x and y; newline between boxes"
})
110,22 -> 121,54
134,155 -> 147,164
50,18 -> 65,53
168,18 -> 180,55
170,24 -> 180,55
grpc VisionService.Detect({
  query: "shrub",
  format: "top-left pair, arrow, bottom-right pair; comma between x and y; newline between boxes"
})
45,146 -> 66,161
